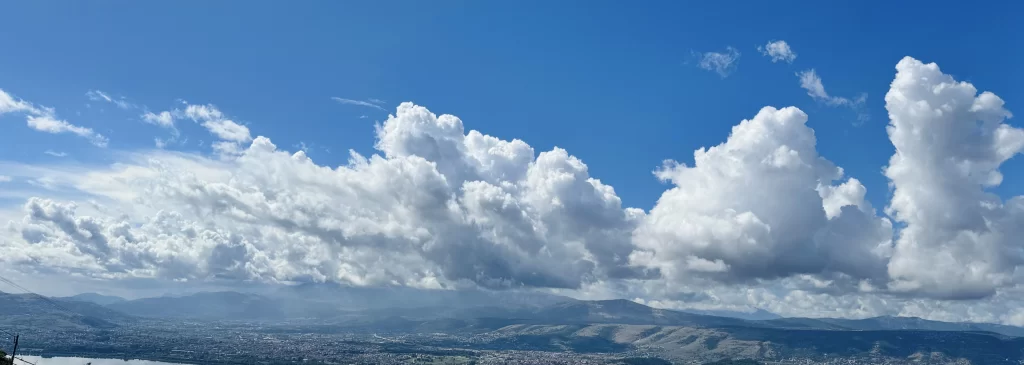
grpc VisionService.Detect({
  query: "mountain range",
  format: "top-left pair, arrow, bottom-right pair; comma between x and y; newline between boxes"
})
61,292 -> 127,306
20,288 -> 1022,337
5,288 -> 1024,363
0,291 -> 133,330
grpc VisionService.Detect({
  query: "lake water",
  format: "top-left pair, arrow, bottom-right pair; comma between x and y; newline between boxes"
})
17,356 -> 187,365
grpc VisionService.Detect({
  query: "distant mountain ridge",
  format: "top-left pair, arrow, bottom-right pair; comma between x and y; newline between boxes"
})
273,283 -> 573,310
526,299 -> 750,327
486,323 -> 1024,364
0,291 -> 133,329
62,292 -> 127,306
107,291 -> 286,320
4,288 -> 1024,338
682,308 -> 781,321
765,315 -> 1024,337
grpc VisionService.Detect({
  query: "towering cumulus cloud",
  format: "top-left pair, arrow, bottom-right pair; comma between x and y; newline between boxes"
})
3,103 -> 645,290
884,57 -> 1024,299
632,106 -> 893,288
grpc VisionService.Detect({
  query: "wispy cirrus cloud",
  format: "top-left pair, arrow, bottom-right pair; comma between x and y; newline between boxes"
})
43,150 -> 68,157
0,88 -> 36,114
797,69 -> 869,123
1,88 -> 108,147
692,47 -> 741,77
26,115 -> 109,147
331,97 -> 386,111
86,90 -> 134,110
88,89 -> 183,148
138,102 -> 250,150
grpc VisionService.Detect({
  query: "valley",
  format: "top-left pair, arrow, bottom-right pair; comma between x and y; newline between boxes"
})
2,289 -> 1022,364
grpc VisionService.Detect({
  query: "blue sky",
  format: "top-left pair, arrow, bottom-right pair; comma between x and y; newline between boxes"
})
3,1 -> 1024,322
1,1 -> 1019,209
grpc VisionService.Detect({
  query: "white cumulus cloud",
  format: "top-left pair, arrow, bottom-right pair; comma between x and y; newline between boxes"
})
884,56 -> 1024,300
758,40 -> 797,63
631,106 -> 892,288
4,57 -> 1024,324
0,103 -> 648,290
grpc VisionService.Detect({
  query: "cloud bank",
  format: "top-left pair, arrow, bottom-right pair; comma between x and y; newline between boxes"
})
3,57 -> 1024,323
3,103 -> 646,291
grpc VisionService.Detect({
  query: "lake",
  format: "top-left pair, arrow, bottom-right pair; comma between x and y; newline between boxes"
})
17,356 -> 188,365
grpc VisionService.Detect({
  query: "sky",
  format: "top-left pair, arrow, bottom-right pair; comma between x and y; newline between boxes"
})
1,1 -> 1024,324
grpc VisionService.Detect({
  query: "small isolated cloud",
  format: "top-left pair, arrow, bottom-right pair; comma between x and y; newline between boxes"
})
0,175 -> 11,183
0,88 -> 109,147
797,69 -> 869,122
183,104 -> 251,143
43,150 -> 68,157
140,107 -> 182,147
332,97 -> 386,111
2,88 -> 108,146
26,115 -> 109,147
798,69 -> 849,105
693,47 -> 741,77
758,40 -> 797,63
142,111 -> 175,129
86,90 -> 133,110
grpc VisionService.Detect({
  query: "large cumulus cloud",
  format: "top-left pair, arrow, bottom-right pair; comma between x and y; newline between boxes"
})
631,106 -> 893,287
885,57 -> 1024,299
2,103 -> 646,290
